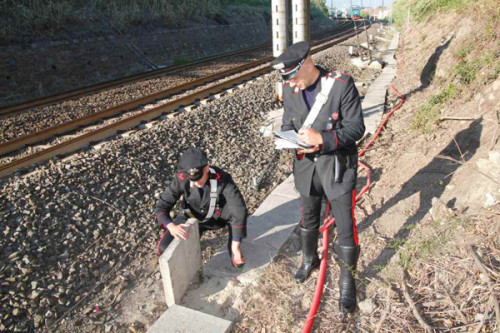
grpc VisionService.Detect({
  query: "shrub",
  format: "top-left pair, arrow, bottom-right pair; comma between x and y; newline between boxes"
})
410,83 -> 459,134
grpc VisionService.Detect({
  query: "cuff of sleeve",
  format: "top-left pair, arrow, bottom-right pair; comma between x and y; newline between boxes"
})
157,212 -> 172,229
321,130 -> 338,153
231,225 -> 247,239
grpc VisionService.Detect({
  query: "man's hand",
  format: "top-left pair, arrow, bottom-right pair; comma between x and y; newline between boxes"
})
299,127 -> 323,146
297,145 -> 320,154
166,223 -> 190,240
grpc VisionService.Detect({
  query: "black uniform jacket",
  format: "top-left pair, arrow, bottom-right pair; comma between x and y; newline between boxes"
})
154,166 -> 247,238
281,67 -> 365,200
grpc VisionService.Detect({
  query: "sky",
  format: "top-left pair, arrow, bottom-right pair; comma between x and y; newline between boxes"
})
325,0 -> 395,9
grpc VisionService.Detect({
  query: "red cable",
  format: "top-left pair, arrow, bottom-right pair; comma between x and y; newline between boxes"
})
358,85 -> 405,157
301,162 -> 370,333
303,205 -> 334,333
301,31 -> 407,330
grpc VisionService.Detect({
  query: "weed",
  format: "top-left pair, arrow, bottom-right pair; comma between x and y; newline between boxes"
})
388,238 -> 406,250
172,57 -> 191,66
373,265 -> 386,271
397,218 -> 463,269
392,0 -> 487,28
411,104 -> 439,135
455,45 -> 474,59
411,83 -> 459,134
454,59 -> 480,84
402,223 -> 416,231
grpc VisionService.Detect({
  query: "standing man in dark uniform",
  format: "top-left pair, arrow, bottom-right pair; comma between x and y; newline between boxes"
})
154,148 -> 247,268
271,42 -> 365,314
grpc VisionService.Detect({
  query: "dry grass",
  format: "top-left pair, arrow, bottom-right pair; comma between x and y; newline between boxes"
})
364,213 -> 500,333
234,7 -> 500,330
235,254 -> 308,332
234,207 -> 500,332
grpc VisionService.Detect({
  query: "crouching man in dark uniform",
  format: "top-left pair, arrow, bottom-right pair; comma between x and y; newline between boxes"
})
271,42 -> 365,314
154,147 -> 247,268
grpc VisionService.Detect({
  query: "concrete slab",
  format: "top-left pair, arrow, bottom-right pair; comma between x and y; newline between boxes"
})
147,304 -> 233,333
159,218 -> 201,307
361,31 -> 400,138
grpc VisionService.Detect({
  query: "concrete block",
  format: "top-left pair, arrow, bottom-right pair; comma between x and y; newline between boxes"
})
159,218 -> 201,307
147,304 -> 233,333
368,59 -> 384,70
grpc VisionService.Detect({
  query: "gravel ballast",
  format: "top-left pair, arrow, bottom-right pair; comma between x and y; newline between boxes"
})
0,27 -> 383,332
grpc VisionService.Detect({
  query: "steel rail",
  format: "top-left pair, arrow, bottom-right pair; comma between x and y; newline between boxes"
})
0,22 -> 352,117
0,22 -> 368,178
0,22 -> 358,156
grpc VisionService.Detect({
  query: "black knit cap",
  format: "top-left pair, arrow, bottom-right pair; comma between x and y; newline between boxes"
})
270,41 -> 310,80
178,148 -> 208,172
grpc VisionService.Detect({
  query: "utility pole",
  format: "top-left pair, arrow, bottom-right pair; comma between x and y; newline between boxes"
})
363,19 -> 372,62
349,0 -> 362,57
407,3 -> 411,31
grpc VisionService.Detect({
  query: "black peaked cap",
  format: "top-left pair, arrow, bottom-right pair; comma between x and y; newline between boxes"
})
270,41 -> 310,70
178,148 -> 208,172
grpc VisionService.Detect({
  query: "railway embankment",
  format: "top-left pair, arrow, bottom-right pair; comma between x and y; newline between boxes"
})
0,25 -> 383,332
235,2 -> 500,332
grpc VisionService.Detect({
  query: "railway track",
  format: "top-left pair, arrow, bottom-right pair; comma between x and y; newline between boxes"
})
0,22 -> 352,118
0,21 -> 369,178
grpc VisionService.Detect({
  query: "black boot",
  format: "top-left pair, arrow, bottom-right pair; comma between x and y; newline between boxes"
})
334,244 -> 360,314
295,228 -> 320,283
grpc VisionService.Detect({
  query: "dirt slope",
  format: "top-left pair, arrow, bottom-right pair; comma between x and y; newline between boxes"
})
236,13 -> 499,333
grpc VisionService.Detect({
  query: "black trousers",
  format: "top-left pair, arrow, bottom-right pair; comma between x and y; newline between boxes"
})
300,169 -> 359,247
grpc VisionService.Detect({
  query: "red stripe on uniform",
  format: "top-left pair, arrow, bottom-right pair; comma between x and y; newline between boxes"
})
351,189 -> 359,246
333,131 -> 338,148
157,232 -> 169,256
231,225 -> 245,228
334,78 -> 345,83
300,203 -> 304,227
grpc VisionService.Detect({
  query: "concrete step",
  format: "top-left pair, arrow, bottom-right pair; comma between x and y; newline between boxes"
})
147,304 -> 233,333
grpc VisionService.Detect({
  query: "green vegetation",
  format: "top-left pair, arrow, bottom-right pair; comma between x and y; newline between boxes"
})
398,218 -> 461,270
0,0 -> 222,40
393,0 -> 473,27
311,0 -> 328,16
454,59 -> 480,84
222,0 -> 269,6
172,57 -> 192,66
1,0 -> 330,42
411,83 -> 458,134
455,45 -> 474,59
387,238 -> 406,250
393,0 -> 499,28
